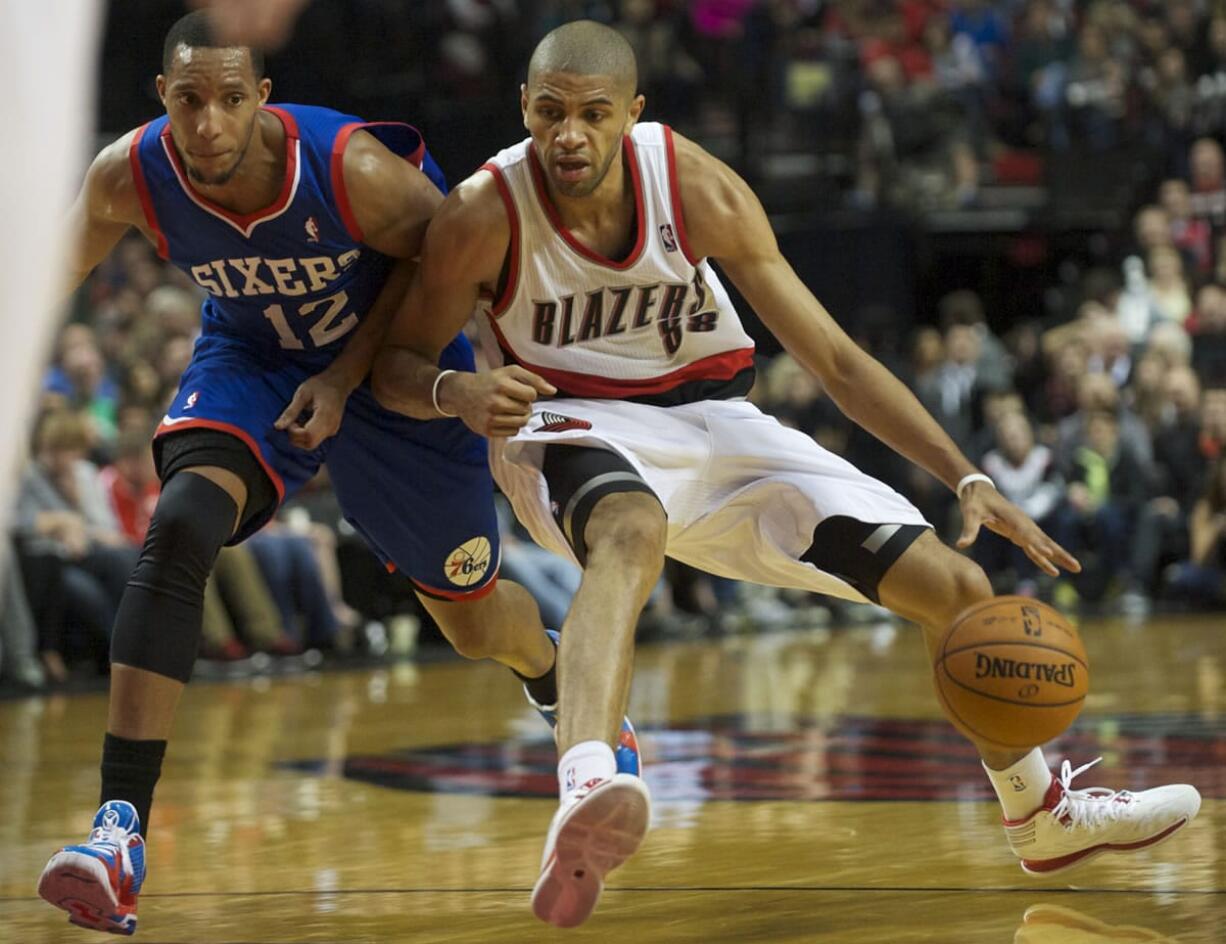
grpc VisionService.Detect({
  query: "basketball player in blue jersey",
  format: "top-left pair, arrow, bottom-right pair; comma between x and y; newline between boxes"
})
36,13 -> 638,936
375,20 -> 1201,930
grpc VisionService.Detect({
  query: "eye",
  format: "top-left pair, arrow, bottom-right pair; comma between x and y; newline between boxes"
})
585,111 -> 604,123
228,94 -> 245,106
179,93 -> 197,107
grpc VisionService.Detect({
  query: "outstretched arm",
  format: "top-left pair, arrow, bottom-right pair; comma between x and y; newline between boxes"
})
371,170 -> 554,436
672,132 -> 1079,576
275,130 -> 443,448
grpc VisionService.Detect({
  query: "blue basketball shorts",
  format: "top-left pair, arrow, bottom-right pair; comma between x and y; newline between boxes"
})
155,332 -> 500,600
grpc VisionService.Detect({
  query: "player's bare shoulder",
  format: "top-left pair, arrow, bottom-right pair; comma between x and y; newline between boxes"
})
420,168 -> 511,291
340,129 -> 443,258
80,130 -> 147,229
669,131 -> 772,262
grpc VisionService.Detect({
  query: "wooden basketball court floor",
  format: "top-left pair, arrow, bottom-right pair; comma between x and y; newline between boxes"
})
2,615 -> 1223,943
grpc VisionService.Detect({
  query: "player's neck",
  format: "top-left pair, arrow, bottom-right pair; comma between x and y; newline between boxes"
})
183,109 -> 287,215
544,151 -> 634,235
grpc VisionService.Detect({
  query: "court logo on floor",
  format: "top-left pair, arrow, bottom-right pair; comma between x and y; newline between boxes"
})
282,713 -> 1225,803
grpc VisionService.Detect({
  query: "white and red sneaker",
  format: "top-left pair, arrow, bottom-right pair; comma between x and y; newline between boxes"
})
531,773 -> 651,928
1004,758 -> 1200,875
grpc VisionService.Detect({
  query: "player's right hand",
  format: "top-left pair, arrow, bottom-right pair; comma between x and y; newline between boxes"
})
441,366 -> 556,438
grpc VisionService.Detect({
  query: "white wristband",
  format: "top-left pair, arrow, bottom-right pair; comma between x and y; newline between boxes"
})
431,369 -> 458,418
956,472 -> 995,500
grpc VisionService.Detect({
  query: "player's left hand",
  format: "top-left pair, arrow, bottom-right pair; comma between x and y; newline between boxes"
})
956,482 -> 1081,577
275,372 -> 352,450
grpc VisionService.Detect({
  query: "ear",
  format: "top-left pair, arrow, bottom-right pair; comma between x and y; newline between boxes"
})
258,78 -> 272,106
626,93 -> 646,131
520,83 -> 529,129
155,74 -> 166,105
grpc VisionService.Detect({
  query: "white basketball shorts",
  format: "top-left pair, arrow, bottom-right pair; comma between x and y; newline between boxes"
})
491,397 -> 931,604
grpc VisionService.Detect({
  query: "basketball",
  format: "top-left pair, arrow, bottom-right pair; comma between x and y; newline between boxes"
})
934,597 -> 1089,751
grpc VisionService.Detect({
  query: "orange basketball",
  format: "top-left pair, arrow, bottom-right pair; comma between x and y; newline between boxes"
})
933,596 -> 1089,751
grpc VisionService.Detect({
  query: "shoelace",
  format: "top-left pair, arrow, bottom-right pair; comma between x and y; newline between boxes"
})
1051,757 -> 1135,830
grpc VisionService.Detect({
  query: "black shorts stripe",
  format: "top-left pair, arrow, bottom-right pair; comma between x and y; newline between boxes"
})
801,516 -> 927,604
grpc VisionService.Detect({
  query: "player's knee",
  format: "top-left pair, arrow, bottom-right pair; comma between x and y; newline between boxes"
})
111,473 -> 240,684
944,557 -> 993,624
584,493 -> 667,576
135,472 -> 236,592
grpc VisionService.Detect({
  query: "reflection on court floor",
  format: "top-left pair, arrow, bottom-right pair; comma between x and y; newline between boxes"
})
284,712 -> 1226,803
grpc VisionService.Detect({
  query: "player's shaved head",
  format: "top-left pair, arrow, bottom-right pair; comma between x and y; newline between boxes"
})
163,10 -> 265,79
527,20 -> 637,96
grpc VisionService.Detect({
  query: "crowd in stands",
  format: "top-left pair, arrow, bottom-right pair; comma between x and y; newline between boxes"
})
5,0 -> 1226,691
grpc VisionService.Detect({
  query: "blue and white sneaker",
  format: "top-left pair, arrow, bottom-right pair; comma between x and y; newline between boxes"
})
526,630 -> 641,776
38,800 -> 146,935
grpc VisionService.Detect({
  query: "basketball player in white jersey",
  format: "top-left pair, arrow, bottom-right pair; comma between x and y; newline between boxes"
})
373,21 -> 1201,929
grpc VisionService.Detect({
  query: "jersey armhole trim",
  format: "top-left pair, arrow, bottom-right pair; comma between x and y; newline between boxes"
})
480,163 -> 520,318
331,122 -> 367,242
129,123 -> 169,260
662,126 -> 699,266
331,121 -> 429,244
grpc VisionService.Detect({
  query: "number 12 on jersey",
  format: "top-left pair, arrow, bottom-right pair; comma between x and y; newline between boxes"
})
263,289 -> 359,350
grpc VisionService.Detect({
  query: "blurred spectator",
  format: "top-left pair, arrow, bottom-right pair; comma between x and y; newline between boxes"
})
1125,365 -> 1205,610
1062,22 -> 1126,150
1054,409 -> 1151,602
1147,245 -> 1193,325
1165,455 -> 1226,606
1159,179 -> 1213,274
1056,371 -> 1154,476
1191,284 -> 1226,383
12,411 -> 138,678
247,525 -> 342,651
978,410 -> 1063,593
916,320 -> 983,451
45,325 -> 120,444
1188,136 -> 1226,231
615,0 -> 702,123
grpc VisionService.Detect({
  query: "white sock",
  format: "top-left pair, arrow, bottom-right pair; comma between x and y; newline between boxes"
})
558,741 -> 616,803
983,747 -> 1054,820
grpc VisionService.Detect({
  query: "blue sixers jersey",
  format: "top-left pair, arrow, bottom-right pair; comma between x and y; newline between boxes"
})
130,104 -> 446,366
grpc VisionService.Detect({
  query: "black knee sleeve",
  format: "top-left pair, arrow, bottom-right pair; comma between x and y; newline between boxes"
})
110,473 -> 239,683
542,445 -> 660,566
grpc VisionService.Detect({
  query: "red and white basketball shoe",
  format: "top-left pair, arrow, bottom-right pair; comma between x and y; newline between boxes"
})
1004,758 -> 1200,875
531,773 -> 651,928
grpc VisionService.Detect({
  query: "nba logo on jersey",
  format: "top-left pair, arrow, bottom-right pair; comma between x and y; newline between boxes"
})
304,216 -> 320,243
659,223 -> 678,253
185,391 -> 199,409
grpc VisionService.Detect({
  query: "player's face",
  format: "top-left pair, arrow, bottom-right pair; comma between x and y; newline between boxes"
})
522,72 -> 645,198
156,46 -> 271,187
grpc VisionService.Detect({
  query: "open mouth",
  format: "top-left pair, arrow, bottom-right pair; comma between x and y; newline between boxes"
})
555,156 -> 589,183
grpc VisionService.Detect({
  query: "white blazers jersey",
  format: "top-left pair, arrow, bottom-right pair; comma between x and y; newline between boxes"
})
475,122 -> 756,405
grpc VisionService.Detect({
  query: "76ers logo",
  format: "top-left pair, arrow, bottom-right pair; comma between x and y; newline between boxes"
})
445,536 -> 492,587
